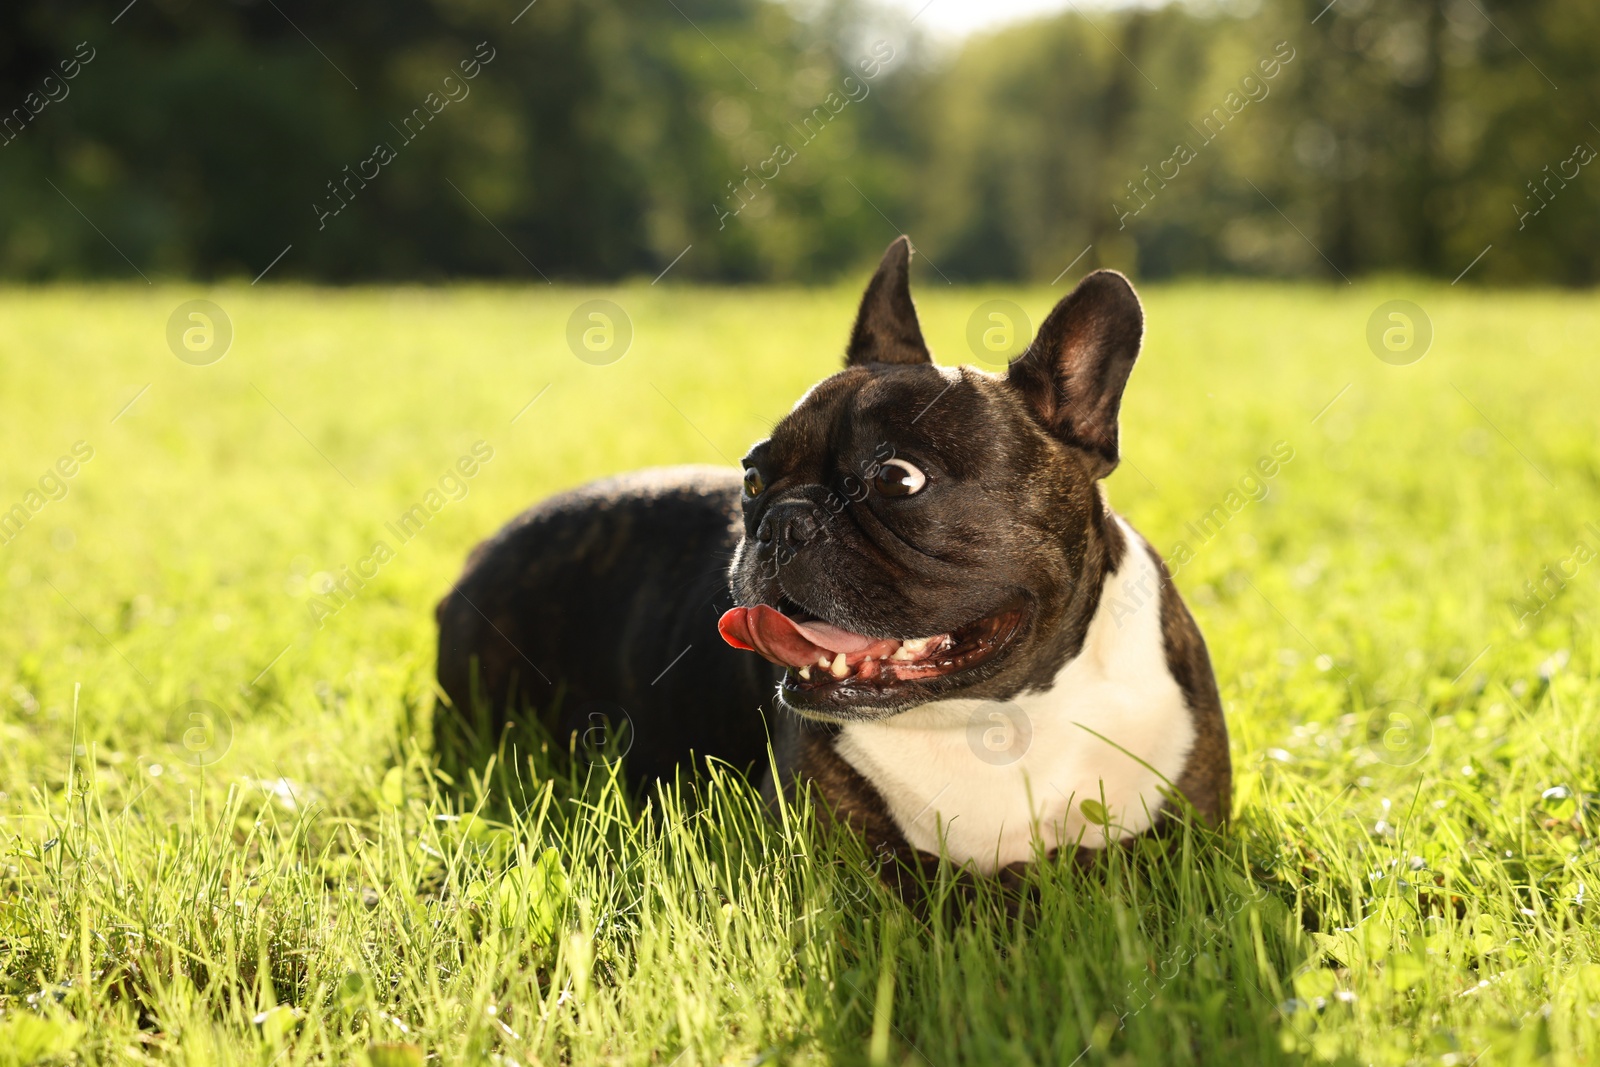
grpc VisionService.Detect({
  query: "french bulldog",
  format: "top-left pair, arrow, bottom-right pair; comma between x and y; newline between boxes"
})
435,237 -> 1230,880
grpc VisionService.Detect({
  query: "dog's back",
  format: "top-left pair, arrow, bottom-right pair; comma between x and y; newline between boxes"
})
434,465 -> 776,784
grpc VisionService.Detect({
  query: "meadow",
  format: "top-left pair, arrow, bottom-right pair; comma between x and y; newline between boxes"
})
0,279 -> 1596,1065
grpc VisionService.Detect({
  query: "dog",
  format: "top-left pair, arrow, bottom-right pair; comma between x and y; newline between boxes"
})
435,237 -> 1229,881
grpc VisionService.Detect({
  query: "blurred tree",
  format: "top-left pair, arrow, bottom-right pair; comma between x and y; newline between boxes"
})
901,0 -> 1599,285
0,0 -> 1594,284
0,0 -> 915,281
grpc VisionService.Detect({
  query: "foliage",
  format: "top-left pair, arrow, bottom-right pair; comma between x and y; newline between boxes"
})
3,1 -> 1597,283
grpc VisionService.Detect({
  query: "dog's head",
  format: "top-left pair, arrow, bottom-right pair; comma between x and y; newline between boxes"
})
721,237 -> 1144,722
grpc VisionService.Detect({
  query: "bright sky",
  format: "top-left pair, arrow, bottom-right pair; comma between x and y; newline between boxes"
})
883,0 -> 1161,39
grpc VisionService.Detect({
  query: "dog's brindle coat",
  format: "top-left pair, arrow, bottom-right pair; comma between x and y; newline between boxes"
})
436,238 -> 1229,882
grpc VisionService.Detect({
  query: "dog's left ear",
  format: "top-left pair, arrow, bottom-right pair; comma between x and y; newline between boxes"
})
1007,270 -> 1143,478
846,236 -> 932,367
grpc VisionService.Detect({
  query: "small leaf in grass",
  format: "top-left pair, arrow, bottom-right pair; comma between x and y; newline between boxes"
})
1542,785 -> 1577,821
1361,920 -> 1393,958
364,1043 -> 425,1067
0,1012 -> 84,1064
251,1004 -> 302,1040
1426,1028 -> 1460,1054
1079,798 -> 1110,826
1385,953 -> 1426,992
338,971 -> 368,1011
1292,967 -> 1338,1001
1470,914 -> 1504,955
1484,1015 -> 1552,1059
380,766 -> 405,807
496,847 -> 569,940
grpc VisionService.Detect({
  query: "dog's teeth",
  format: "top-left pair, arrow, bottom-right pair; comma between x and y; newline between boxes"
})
902,637 -> 931,655
798,666 -> 811,681
890,643 -> 919,662
817,655 -> 830,669
829,652 -> 849,679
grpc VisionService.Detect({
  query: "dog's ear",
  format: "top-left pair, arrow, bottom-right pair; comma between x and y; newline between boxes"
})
1007,270 -> 1143,478
846,236 -> 932,367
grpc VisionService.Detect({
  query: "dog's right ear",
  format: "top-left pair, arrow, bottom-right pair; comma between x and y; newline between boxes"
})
846,236 -> 932,367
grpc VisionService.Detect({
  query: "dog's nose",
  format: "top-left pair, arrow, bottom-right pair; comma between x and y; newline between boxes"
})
758,502 -> 822,553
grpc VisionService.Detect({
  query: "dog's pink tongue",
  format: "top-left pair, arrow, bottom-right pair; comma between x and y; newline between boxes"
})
718,606 -> 895,668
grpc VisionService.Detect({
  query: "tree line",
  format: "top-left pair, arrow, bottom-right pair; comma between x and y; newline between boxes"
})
0,0 -> 1594,284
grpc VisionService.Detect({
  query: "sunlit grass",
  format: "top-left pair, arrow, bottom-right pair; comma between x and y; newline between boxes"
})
0,280 -> 1596,1064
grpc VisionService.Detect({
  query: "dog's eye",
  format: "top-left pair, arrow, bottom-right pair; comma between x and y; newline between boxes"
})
742,467 -> 766,497
873,458 -> 926,498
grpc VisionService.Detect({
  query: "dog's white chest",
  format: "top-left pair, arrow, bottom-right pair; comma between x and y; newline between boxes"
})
834,521 -> 1195,872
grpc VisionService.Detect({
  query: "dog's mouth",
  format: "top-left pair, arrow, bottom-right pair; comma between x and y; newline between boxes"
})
717,598 -> 1028,715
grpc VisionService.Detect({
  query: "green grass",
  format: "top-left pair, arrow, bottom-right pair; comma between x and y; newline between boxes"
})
0,280 -> 1597,1065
